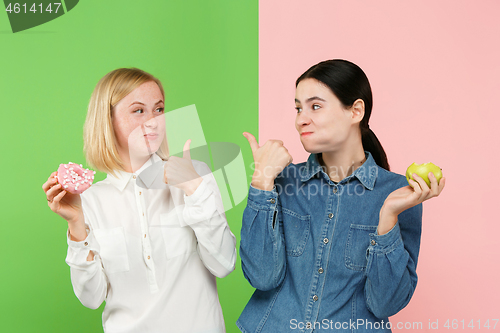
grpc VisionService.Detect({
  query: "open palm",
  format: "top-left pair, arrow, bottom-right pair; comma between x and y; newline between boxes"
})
383,172 -> 446,216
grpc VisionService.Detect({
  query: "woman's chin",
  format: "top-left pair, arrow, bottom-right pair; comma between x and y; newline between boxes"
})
129,146 -> 155,159
301,143 -> 321,154
149,143 -> 162,155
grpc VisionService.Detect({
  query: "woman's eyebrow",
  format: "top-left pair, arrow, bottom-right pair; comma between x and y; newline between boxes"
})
129,101 -> 145,107
129,100 -> 164,107
295,96 -> 326,103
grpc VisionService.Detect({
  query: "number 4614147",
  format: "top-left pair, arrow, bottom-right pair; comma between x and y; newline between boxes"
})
443,319 -> 499,329
5,3 -> 62,14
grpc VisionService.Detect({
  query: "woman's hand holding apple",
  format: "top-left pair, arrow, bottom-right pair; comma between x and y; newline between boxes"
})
377,169 -> 446,235
243,132 -> 293,191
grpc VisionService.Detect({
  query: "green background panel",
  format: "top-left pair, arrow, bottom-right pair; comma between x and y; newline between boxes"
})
0,1 -> 257,332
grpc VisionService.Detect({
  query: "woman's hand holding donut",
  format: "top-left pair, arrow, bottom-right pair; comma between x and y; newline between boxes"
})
163,139 -> 203,196
42,172 -> 87,241
377,172 -> 446,235
243,132 -> 293,191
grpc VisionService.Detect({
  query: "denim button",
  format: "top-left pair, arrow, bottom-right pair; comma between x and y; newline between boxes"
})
370,240 -> 376,246
328,213 -> 333,218
318,268 -> 324,274
270,198 -> 275,204
323,238 -> 329,244
313,295 -> 318,301
333,187 -> 338,194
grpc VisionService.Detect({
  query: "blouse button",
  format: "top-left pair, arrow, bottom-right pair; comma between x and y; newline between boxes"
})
147,256 -> 151,260
323,238 -> 329,244
133,175 -> 136,179
313,295 -> 318,301
332,187 -> 338,194
370,240 -> 376,246
84,242 -> 88,246
270,198 -> 275,204
328,213 -> 333,218
318,268 -> 324,274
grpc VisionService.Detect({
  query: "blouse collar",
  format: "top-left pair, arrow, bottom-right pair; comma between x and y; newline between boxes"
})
106,154 -> 164,192
299,151 -> 378,190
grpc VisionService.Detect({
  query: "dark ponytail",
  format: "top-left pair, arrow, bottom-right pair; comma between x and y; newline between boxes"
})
296,59 -> 390,171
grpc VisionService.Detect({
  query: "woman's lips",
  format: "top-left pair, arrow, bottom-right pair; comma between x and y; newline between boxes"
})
144,133 -> 158,140
301,132 -> 313,137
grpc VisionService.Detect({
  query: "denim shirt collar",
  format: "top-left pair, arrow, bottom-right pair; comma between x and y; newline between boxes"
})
299,151 -> 378,190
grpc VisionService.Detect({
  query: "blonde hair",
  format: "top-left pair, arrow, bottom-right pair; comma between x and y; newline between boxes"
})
84,68 -> 169,175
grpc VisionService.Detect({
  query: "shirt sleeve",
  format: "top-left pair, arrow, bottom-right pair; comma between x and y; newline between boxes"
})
364,202 -> 422,318
182,162 -> 236,278
239,184 -> 286,291
65,213 -> 109,310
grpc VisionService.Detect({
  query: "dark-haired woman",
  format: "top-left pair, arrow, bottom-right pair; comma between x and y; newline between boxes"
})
237,59 -> 445,332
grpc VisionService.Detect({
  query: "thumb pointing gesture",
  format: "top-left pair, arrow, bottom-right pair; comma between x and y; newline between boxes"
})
164,138 -> 201,196
183,139 -> 192,160
243,132 -> 259,155
242,131 -> 293,191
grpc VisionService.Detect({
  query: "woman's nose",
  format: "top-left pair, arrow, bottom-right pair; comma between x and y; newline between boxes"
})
144,112 -> 158,128
296,112 -> 311,126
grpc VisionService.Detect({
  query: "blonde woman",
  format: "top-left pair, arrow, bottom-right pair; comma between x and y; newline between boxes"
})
42,68 -> 236,333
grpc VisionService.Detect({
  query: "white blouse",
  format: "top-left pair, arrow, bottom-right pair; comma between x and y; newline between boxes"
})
65,154 -> 236,333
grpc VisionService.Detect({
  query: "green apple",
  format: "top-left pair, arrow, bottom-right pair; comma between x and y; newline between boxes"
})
406,162 -> 443,188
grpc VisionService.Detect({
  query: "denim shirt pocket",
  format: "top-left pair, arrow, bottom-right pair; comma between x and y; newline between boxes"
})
281,207 -> 311,257
345,224 -> 378,271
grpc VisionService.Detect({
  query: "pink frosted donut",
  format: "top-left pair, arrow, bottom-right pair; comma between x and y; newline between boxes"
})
56,162 -> 96,194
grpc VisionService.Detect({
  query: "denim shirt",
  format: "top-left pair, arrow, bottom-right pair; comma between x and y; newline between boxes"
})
237,152 -> 422,333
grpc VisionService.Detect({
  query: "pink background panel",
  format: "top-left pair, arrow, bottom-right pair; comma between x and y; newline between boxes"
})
259,0 -> 500,326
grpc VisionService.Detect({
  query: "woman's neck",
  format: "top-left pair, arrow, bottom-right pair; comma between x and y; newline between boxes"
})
319,146 -> 366,183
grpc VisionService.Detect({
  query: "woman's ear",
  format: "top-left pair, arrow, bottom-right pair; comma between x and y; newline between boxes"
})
350,99 -> 365,124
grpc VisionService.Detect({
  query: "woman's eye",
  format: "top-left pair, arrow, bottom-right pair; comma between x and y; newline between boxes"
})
312,104 -> 321,110
134,109 -> 143,114
295,107 -> 302,113
156,107 -> 164,113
